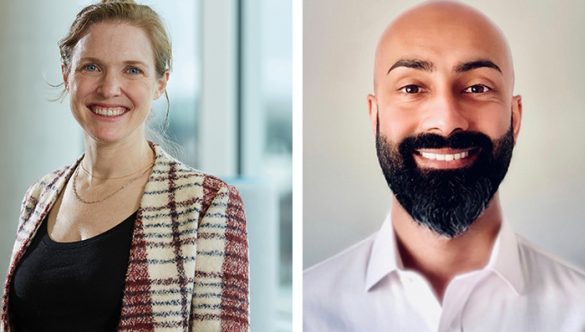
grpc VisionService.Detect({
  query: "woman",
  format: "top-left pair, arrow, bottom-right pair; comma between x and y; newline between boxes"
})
1,1 -> 249,331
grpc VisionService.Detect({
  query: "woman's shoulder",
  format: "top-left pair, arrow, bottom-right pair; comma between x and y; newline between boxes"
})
151,145 -> 241,199
24,163 -> 77,200
18,162 -> 78,226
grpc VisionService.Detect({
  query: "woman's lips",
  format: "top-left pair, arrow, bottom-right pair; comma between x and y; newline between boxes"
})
88,105 -> 129,118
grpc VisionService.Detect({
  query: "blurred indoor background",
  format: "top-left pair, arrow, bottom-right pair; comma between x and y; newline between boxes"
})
0,1 -> 291,331
304,0 -> 585,271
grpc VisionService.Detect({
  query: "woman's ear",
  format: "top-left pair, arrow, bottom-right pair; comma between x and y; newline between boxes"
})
62,64 -> 69,91
154,71 -> 170,99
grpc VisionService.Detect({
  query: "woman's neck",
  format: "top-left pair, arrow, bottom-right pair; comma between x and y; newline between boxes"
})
81,135 -> 154,179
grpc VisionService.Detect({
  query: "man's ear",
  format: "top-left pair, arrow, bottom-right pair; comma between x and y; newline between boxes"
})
367,94 -> 378,135
511,95 -> 522,144
154,70 -> 170,99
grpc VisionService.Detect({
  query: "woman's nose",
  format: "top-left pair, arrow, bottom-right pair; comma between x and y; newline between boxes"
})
96,72 -> 122,98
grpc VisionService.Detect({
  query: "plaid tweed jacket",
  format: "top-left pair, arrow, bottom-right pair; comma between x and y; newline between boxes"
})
1,144 -> 249,331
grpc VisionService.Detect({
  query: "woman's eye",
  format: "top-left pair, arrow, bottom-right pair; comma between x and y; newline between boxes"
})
464,84 -> 490,94
399,84 -> 422,94
126,66 -> 143,75
82,64 -> 99,72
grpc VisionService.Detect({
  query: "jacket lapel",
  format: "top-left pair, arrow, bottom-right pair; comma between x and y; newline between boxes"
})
118,144 -> 199,330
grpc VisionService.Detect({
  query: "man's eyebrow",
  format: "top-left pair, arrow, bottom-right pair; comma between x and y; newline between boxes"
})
387,59 -> 435,74
455,60 -> 502,73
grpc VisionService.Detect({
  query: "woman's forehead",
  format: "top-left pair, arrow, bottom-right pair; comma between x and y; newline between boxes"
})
72,22 -> 155,66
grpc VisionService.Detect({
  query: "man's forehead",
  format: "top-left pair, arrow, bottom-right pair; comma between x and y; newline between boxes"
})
385,1 -> 501,33
374,1 -> 514,84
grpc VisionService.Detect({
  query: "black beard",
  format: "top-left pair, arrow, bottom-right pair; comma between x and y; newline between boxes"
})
376,123 -> 514,238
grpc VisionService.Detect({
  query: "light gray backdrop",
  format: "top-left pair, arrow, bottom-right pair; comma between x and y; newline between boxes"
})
304,0 -> 585,269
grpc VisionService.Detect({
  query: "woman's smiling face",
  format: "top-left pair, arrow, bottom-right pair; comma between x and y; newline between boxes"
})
63,21 -> 168,145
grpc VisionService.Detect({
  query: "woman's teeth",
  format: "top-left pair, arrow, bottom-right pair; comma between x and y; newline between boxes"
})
91,107 -> 126,117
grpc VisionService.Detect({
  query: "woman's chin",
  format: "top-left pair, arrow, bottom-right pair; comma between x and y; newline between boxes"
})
84,131 -> 140,146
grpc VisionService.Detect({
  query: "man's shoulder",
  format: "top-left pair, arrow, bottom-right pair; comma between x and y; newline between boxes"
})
305,233 -> 376,288
303,233 -> 378,331
516,235 -> 585,299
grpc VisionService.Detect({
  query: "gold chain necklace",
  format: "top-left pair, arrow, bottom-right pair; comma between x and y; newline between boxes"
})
79,161 -> 154,180
72,162 -> 155,204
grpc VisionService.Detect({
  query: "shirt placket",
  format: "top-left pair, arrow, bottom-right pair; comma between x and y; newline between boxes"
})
438,272 -> 487,332
399,270 -> 442,332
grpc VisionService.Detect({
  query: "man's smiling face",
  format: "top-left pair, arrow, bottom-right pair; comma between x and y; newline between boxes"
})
368,1 -> 522,237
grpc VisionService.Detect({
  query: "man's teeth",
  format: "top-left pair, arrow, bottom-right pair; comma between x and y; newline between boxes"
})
92,107 -> 126,117
420,151 -> 469,161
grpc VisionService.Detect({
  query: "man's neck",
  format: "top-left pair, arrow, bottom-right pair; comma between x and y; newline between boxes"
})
391,194 -> 503,302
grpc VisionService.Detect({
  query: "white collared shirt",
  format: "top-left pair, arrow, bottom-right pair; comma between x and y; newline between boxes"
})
304,216 -> 585,332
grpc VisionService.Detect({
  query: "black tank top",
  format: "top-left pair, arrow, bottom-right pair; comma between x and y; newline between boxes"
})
9,212 -> 136,332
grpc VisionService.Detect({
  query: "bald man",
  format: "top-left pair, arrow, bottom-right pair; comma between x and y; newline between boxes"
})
303,2 -> 585,331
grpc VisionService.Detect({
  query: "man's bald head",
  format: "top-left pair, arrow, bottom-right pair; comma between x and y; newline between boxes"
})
373,1 -> 515,95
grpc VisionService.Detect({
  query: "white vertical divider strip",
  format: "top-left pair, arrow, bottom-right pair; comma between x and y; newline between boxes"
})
200,0 -> 237,177
292,0 -> 303,330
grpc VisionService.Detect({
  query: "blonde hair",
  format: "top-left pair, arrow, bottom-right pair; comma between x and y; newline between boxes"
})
59,0 -> 172,78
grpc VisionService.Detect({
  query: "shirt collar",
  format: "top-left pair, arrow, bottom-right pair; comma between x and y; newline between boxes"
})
364,214 -> 525,294
485,219 -> 525,295
365,214 -> 401,291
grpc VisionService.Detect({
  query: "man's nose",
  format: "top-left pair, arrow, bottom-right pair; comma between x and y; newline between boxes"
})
420,90 -> 469,136
97,71 -> 122,98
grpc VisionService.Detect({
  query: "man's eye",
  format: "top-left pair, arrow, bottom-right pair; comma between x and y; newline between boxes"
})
464,84 -> 490,94
82,64 -> 99,72
399,85 -> 422,94
126,66 -> 143,75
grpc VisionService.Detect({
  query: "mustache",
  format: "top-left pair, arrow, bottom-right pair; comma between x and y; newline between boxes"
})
399,131 -> 493,153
